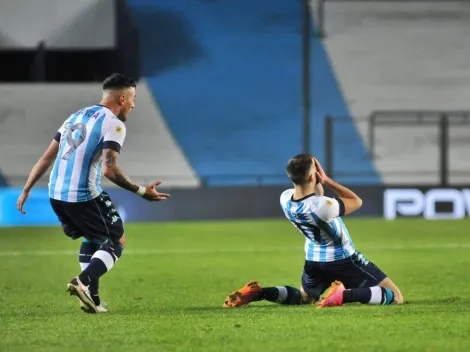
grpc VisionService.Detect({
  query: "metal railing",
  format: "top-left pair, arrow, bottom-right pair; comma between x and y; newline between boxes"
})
325,110 -> 470,186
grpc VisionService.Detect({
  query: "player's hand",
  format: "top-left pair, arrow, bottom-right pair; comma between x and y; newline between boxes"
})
314,158 -> 330,184
142,180 -> 170,202
16,191 -> 29,215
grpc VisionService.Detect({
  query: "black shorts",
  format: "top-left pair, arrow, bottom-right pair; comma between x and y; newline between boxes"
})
301,252 -> 387,301
50,191 -> 124,245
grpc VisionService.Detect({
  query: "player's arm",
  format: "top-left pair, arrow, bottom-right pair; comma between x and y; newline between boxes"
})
102,120 -> 169,202
16,139 -> 59,214
102,149 -> 169,201
314,158 -> 362,215
323,179 -> 362,215
102,148 -> 140,193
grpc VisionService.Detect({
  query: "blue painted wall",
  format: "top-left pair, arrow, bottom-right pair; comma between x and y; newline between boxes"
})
129,0 -> 380,185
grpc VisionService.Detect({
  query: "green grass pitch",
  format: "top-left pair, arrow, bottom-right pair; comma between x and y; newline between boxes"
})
1,219 -> 470,351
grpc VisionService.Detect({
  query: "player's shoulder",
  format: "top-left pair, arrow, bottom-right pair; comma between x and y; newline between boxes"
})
314,195 -> 336,208
311,196 -> 342,221
280,188 -> 295,204
308,195 -> 337,212
102,112 -> 125,130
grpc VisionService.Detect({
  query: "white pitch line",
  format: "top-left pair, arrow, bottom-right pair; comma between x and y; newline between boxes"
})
0,243 -> 469,257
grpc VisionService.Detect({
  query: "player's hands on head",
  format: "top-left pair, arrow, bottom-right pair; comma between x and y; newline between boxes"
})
16,191 -> 29,215
314,158 -> 330,184
142,180 -> 170,202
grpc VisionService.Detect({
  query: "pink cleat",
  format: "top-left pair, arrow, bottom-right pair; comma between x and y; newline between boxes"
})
318,281 -> 346,308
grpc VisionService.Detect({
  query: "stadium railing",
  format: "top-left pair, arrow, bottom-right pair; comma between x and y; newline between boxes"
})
324,111 -> 470,186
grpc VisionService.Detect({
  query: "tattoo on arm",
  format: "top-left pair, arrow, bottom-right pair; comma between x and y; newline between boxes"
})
103,149 -> 138,193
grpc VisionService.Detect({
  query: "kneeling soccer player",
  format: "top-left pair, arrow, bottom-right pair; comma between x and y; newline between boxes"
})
223,154 -> 403,308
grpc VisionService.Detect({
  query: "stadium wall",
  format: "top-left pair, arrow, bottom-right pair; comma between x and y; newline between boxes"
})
0,0 -> 115,49
128,0 -> 380,185
0,84 -> 199,188
322,1 -> 470,184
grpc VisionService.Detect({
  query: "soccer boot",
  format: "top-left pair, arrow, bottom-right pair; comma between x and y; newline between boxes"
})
318,281 -> 345,308
67,277 -> 97,313
223,281 -> 262,308
80,300 -> 108,314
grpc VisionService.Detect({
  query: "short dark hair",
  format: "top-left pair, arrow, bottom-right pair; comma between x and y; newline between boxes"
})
102,73 -> 136,91
286,153 -> 314,185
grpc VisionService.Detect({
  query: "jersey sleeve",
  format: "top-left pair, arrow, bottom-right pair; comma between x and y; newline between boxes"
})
314,197 -> 345,222
103,118 -> 126,153
54,117 -> 72,142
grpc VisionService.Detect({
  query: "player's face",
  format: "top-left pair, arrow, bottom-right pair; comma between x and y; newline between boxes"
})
118,87 -> 136,121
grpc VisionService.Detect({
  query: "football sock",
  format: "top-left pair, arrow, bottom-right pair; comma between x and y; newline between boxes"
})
258,286 -> 302,305
79,244 -> 123,287
342,286 -> 394,305
78,241 -> 101,305
90,280 -> 100,306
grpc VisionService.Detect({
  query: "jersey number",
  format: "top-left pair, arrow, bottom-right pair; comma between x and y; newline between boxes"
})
294,222 -> 322,243
62,123 -> 87,160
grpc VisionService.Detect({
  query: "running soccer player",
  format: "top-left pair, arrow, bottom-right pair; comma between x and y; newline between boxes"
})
16,73 -> 170,313
223,154 -> 403,308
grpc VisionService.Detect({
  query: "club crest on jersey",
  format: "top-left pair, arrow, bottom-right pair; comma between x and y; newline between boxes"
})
326,200 -> 333,207
116,126 -> 123,133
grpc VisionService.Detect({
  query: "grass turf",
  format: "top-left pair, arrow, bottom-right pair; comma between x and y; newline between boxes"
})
1,219 -> 470,351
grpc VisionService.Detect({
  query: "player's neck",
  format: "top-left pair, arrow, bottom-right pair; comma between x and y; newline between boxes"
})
98,100 -> 120,118
293,184 -> 316,200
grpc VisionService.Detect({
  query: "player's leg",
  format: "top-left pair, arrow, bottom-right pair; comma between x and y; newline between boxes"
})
319,253 -> 402,308
258,262 -> 329,305
222,261 -> 327,307
66,192 -> 125,312
75,192 -> 125,285
298,262 -> 331,304
78,239 -> 103,313
78,233 -> 127,313
50,198 -> 99,311
378,276 -> 404,304
223,281 -> 304,307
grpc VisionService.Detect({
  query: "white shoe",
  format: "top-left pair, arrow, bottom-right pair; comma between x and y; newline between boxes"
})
67,277 -> 97,313
80,299 -> 108,313
96,303 -> 108,313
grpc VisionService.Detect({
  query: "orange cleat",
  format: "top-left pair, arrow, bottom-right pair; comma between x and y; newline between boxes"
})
223,281 -> 262,308
318,281 -> 346,308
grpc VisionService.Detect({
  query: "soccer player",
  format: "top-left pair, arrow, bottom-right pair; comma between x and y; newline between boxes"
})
16,73 -> 170,313
223,154 -> 403,308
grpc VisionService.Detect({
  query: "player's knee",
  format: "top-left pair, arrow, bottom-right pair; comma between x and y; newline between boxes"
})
299,286 -> 315,305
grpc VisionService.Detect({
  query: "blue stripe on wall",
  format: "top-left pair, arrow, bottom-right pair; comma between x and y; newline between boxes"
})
129,0 -> 380,185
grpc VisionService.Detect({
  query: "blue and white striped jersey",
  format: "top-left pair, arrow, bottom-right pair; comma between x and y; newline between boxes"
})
48,105 -> 126,202
280,189 -> 356,262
